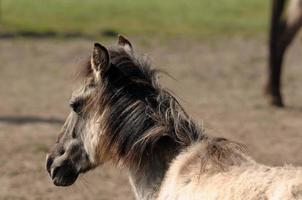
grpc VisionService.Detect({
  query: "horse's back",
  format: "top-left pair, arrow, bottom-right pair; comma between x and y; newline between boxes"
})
158,165 -> 302,200
157,141 -> 302,200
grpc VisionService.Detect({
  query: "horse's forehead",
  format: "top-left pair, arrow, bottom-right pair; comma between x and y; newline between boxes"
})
57,112 -> 74,142
71,81 -> 95,99
72,85 -> 86,96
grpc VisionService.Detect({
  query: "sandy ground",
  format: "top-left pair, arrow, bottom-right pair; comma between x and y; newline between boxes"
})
0,36 -> 302,200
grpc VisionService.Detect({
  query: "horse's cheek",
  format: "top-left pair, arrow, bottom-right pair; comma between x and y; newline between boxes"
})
82,121 -> 101,164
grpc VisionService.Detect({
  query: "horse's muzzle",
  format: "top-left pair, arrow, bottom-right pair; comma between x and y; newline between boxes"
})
46,154 -> 79,187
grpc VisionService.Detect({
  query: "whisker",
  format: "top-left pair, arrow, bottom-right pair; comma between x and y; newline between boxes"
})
79,175 -> 96,197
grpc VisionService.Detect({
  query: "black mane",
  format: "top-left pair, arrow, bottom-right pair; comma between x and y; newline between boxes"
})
82,46 -> 204,169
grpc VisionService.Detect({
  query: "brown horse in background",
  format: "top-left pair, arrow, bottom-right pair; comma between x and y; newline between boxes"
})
266,0 -> 302,107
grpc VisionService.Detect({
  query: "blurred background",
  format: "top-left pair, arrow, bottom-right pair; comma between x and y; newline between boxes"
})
0,0 -> 302,199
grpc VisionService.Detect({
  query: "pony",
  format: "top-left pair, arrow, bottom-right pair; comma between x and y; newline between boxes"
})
266,0 -> 302,107
46,36 -> 302,199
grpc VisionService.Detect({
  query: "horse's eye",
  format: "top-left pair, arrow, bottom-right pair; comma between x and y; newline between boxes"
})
70,99 -> 83,114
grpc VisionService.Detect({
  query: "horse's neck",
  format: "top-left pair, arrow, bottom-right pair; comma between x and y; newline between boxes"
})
128,149 -> 176,200
128,168 -> 162,199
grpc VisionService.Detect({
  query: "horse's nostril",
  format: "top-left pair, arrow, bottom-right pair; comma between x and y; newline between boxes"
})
59,149 -> 65,156
46,156 -> 54,175
51,166 -> 60,179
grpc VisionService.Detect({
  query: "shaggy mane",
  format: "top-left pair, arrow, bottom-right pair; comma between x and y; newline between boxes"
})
79,46 -> 244,171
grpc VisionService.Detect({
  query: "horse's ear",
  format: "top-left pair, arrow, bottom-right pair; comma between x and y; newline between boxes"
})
117,35 -> 133,53
91,43 -> 110,76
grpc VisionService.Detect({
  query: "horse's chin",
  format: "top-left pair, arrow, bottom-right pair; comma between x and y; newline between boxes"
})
51,166 -> 79,187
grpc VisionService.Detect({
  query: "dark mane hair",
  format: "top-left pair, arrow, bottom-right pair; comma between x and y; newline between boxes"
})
80,46 -> 204,170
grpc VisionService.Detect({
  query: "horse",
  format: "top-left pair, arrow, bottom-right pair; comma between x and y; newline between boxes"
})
266,0 -> 302,107
46,36 -> 302,199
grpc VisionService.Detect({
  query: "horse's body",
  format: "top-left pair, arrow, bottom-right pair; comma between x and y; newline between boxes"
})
267,0 -> 302,107
158,140 -> 302,200
46,36 -> 302,199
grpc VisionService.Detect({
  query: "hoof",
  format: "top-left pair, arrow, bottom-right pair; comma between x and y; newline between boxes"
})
270,96 -> 284,107
264,86 -> 284,107
265,93 -> 284,107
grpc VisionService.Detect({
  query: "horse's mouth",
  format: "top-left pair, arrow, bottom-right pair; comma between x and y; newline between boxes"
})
46,150 -> 93,187
51,165 -> 79,186
46,156 -> 80,187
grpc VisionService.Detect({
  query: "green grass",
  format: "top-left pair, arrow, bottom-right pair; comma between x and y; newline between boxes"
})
0,0 -> 270,38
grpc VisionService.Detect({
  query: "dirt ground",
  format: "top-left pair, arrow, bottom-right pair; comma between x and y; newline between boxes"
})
0,36 -> 302,200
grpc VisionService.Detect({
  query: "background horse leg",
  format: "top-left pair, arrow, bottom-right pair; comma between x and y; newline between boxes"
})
267,0 -> 287,107
267,0 -> 302,107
